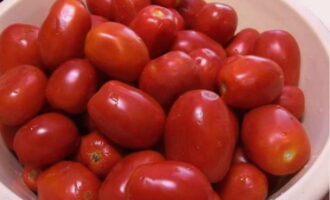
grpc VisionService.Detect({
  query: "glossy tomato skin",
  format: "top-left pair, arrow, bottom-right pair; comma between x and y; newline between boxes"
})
0,124 -> 19,150
38,0 -> 91,70
170,8 -> 186,30
217,163 -> 268,200
0,65 -> 47,126
129,5 -> 177,58
172,30 -> 226,59
165,90 -> 236,183
217,55 -> 284,109
46,59 -> 97,114
38,161 -> 101,200
0,24 -> 41,74
98,150 -> 165,200
139,51 -> 199,109
88,81 -> 165,149
87,0 -> 114,20
254,30 -> 301,85
226,28 -> 260,57
242,105 -> 311,175
152,0 -> 182,8
85,22 -> 150,82
192,3 -> 237,45
126,161 -> 214,200
13,113 -> 79,167
22,166 -> 43,192
112,0 -> 150,25
91,15 -> 109,28
177,0 -> 206,27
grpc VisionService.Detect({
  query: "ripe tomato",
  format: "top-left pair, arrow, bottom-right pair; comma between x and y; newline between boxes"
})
22,166 -> 43,192
232,147 -> 248,165
112,0 -> 150,25
177,0 -> 206,27
98,150 -> 165,200
170,8 -> 185,30
217,55 -> 284,109
192,3 -> 237,45
88,81 -> 165,149
152,0 -> 182,8
0,65 -> 47,126
38,161 -> 101,200
217,163 -> 268,200
13,113 -> 79,167
0,124 -> 19,150
91,15 -> 109,28
226,28 -> 260,56
0,24 -> 41,74
38,0 -> 91,70
46,59 -> 97,114
87,0 -> 114,20
242,105 -> 311,175
165,90 -> 236,183
139,51 -> 199,109
254,30 -> 301,85
85,22 -> 150,82
126,161 -> 214,200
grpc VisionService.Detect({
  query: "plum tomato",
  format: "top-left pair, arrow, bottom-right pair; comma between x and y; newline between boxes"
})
0,65 -> 47,126
254,30 -> 301,85
87,0 -> 114,20
85,22 -> 150,82
22,166 -> 43,192
165,90 -> 236,183
177,0 -> 206,27
91,15 -> 109,28
217,55 -> 284,109
0,124 -> 19,150
192,3 -> 237,45
152,0 -> 182,8
242,105 -> 311,175
88,81 -> 165,149
226,28 -> 260,56
232,147 -> 249,165
112,0 -> 150,25
98,150 -> 165,200
170,8 -> 186,30
13,113 -> 79,167
38,0 -> 91,70
37,161 -> 101,200
126,161 -> 214,200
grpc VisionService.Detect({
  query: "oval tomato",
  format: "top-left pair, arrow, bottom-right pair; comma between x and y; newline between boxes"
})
0,124 -> 19,150
170,8 -> 185,30
87,0 -> 114,20
22,166 -> 43,192
112,0 -> 150,25
226,28 -> 260,56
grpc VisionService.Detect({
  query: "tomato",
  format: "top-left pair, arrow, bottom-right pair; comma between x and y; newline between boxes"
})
242,105 -> 311,175
223,55 -> 243,65
165,90 -> 236,183
76,131 -> 122,178
232,147 -> 248,165
112,0 -> 150,25
126,161 -> 214,200
88,81 -> 165,148
129,5 -> 177,58
87,0 -> 114,20
91,15 -> 109,28
98,150 -> 165,200
254,30 -> 301,85
192,3 -> 237,45
13,113 -> 79,167
46,59 -> 97,114
190,48 -> 224,91
0,65 -> 47,126
217,163 -> 268,200
139,51 -> 199,109
226,28 -> 260,57
217,56 -> 284,109
0,24 -> 41,74
85,22 -> 150,82
274,86 -> 305,119
0,124 -> 19,150
213,193 -> 221,200
170,8 -> 185,30
172,30 -> 226,59
177,0 -> 206,27
152,0 -> 182,8
38,161 -> 101,200
22,166 -> 43,192
38,0 -> 91,70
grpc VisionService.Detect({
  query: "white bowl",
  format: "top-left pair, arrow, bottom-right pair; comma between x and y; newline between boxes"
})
0,0 -> 329,199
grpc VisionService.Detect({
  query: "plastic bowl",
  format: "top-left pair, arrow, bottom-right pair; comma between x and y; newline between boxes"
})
0,0 -> 329,199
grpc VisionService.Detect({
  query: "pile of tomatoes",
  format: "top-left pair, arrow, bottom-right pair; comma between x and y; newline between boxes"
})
0,0 -> 311,199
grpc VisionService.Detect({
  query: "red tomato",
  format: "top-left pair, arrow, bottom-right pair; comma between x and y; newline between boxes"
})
112,0 -> 150,25
126,161 -> 214,200
76,131 -> 122,178
87,0 -> 114,20
232,147 -> 248,165
190,48 -> 224,91
226,28 -> 260,56
38,161 -> 101,200
172,30 -> 226,59
223,55 -> 243,65
88,81 -> 165,148
85,22 -> 150,82
165,90 -> 236,183
274,86 -> 305,119
46,59 -> 97,114
217,55 -> 284,109
242,105 -> 311,175
91,15 -> 109,28
152,0 -> 182,8
217,163 -> 268,200
177,0 -> 206,27
0,24 -> 41,74
0,65 -> 47,126
98,150 -> 165,200
254,30 -> 301,85
0,124 -> 19,150
13,113 -> 79,167
139,51 -> 199,109
38,0 -> 91,70
129,5 -> 177,58
22,166 -> 43,192
192,3 -> 237,45
213,193 -> 221,200
170,8 -> 186,30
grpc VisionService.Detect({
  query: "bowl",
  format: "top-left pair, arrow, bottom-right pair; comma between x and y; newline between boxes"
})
0,0 -> 329,199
